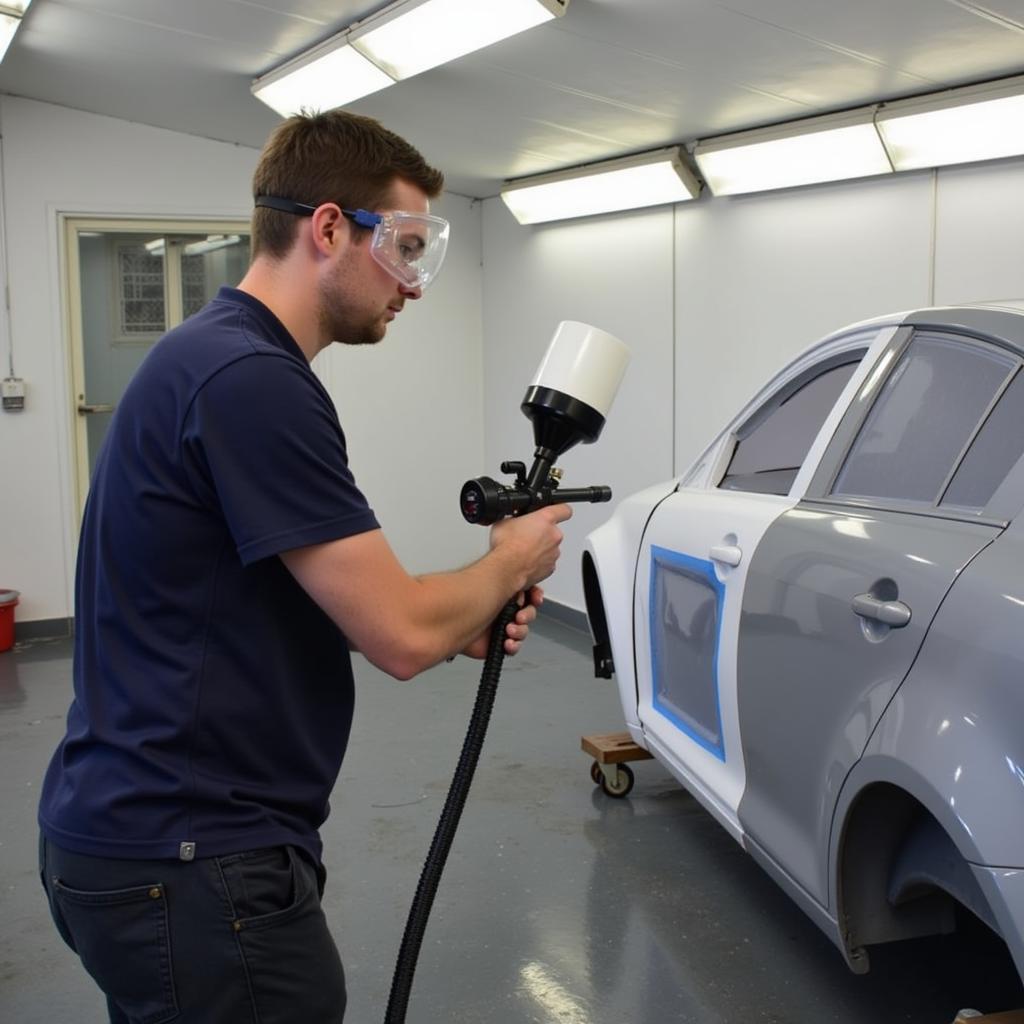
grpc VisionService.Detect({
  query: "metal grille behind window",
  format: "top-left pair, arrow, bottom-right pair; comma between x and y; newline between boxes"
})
117,244 -> 165,336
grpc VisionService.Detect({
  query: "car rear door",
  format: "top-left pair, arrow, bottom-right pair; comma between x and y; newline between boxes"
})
736,324 -> 1024,908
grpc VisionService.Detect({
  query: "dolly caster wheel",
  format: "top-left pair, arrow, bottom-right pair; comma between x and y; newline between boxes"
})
590,761 -> 602,785
599,763 -> 634,798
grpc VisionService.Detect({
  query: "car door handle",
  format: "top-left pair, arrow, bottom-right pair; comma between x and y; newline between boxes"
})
852,593 -> 911,628
710,544 -> 742,567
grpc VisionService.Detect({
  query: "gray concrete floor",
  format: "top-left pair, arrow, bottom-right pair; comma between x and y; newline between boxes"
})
2,617 -> 1022,1023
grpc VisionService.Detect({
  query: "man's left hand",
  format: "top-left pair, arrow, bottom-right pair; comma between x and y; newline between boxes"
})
458,587 -> 543,661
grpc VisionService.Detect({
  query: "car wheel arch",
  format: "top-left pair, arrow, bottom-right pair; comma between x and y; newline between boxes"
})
831,769 -> 1001,974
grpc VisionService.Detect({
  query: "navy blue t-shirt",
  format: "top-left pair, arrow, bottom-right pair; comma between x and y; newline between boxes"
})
39,287 -> 379,864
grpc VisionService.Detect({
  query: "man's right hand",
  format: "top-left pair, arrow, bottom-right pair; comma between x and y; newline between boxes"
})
488,503 -> 573,589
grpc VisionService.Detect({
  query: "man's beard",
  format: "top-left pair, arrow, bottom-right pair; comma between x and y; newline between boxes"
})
318,272 -> 387,347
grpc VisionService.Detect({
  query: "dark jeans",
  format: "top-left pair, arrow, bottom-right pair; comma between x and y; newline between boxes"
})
39,835 -> 346,1024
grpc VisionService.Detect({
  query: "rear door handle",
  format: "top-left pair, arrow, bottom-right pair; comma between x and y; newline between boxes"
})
710,544 -> 742,567
852,593 -> 911,628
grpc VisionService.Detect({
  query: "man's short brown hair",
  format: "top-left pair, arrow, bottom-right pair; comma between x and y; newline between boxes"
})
251,110 -> 445,260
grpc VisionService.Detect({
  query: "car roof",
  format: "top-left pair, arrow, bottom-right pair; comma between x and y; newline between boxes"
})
827,300 -> 1024,351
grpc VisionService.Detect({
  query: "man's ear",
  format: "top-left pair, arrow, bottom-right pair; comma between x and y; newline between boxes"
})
310,203 -> 346,256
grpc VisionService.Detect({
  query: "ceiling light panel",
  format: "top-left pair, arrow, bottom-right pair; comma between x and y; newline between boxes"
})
351,0 -> 567,81
252,39 -> 394,116
877,75 -> 1024,171
695,110 -> 893,196
0,0 -> 29,65
0,13 -> 20,63
501,148 -> 699,225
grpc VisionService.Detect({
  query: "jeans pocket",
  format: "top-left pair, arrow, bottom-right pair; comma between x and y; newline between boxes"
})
218,845 -> 310,929
52,878 -> 179,1024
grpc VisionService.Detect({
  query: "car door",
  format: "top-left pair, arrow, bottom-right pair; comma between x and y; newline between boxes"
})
735,326 -> 1022,909
633,334 -> 881,838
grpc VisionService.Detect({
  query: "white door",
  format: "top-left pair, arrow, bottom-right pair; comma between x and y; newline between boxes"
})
633,488 -> 792,838
64,217 -> 250,512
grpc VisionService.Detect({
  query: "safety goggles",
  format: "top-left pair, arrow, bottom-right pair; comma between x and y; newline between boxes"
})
255,195 -> 449,291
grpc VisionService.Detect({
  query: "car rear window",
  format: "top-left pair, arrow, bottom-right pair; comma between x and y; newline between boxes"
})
832,334 -> 1018,506
941,367 -> 1024,511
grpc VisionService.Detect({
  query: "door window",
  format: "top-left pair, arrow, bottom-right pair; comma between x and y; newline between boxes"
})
832,334 -> 1018,506
719,358 -> 860,495
650,546 -> 725,759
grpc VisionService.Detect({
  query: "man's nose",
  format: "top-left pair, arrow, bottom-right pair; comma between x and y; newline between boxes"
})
399,282 -> 423,300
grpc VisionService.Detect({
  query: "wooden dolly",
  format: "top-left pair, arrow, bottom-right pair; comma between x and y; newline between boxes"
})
581,730 -> 653,798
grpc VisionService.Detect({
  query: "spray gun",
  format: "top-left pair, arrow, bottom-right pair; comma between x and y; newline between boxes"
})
385,321 -> 629,1024
459,320 -> 630,525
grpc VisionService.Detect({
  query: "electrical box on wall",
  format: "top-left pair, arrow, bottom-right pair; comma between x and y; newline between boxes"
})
2,377 -> 25,411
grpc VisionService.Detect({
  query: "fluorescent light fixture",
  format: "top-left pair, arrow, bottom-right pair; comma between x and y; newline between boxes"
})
0,0 -> 31,64
0,15 -> 19,63
184,235 -> 242,257
145,236 -> 243,259
501,147 -> 700,225
252,36 -> 393,116
253,0 -> 566,117
877,74 -> 1024,171
695,109 -> 893,197
351,0 -> 566,82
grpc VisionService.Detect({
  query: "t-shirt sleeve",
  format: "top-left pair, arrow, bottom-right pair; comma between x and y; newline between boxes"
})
182,354 -> 379,565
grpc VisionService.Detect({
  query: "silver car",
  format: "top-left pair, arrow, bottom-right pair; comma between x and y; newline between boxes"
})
583,303 -> 1024,985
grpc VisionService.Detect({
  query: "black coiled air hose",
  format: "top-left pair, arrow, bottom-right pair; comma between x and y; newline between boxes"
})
384,597 -> 521,1024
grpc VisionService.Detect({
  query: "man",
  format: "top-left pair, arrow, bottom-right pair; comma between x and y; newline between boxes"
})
38,110 -> 570,1024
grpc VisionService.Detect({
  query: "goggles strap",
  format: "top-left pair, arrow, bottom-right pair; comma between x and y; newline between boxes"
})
254,195 -> 317,216
254,196 -> 383,233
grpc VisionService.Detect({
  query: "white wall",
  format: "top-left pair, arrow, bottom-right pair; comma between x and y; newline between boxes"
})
0,97 -> 486,623
482,156 -> 1024,612
934,160 -> 1024,304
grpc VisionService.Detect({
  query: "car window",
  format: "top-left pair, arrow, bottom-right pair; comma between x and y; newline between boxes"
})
650,547 -> 724,757
719,359 -> 859,495
941,367 -> 1024,511
832,334 -> 1018,506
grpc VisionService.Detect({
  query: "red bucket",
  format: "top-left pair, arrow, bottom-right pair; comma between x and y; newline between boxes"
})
0,590 -> 19,653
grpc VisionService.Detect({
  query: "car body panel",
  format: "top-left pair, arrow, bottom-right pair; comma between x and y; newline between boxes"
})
857,524 -> 1024,869
736,504 -> 999,905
